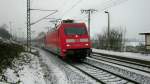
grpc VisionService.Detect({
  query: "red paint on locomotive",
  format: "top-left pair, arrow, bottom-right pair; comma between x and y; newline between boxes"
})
45,20 -> 91,59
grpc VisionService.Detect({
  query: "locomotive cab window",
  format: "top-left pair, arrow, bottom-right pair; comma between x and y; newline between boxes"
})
64,27 -> 87,35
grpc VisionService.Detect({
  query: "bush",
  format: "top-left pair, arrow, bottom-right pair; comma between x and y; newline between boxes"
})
0,41 -> 25,74
93,28 -> 125,51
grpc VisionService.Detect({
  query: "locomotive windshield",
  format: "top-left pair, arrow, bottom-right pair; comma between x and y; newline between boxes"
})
64,27 -> 87,35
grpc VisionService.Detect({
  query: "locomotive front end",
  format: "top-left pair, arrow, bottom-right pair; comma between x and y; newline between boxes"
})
61,22 -> 91,60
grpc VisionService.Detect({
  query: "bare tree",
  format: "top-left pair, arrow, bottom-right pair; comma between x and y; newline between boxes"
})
92,27 -> 126,51
0,24 -> 12,39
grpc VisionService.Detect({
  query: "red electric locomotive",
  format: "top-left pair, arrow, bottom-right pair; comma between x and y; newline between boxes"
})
45,20 -> 91,60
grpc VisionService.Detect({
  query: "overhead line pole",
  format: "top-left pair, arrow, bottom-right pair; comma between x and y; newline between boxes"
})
88,11 -> 91,37
27,0 -> 57,52
105,11 -> 110,50
27,0 -> 31,52
81,9 -> 97,37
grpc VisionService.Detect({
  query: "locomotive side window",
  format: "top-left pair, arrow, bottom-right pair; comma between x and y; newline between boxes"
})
64,28 -> 87,35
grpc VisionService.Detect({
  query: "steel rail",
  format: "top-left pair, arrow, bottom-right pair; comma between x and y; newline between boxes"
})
93,52 -> 150,66
67,61 -> 137,84
90,54 -> 150,74
67,62 -> 105,84
83,62 -> 138,84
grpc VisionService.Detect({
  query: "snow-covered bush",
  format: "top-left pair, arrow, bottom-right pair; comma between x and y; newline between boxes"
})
0,41 -> 25,74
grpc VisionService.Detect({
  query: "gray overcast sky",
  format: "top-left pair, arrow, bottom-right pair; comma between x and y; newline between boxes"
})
0,0 -> 150,40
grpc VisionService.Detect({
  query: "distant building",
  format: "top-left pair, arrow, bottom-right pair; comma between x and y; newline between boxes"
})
139,33 -> 150,51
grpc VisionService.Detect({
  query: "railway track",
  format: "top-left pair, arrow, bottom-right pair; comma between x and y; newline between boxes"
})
91,53 -> 150,74
93,53 -> 150,66
68,61 -> 137,84
43,49 -> 150,84
85,57 -> 150,84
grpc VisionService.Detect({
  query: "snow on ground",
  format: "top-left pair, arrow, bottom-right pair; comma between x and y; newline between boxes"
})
1,52 -> 46,84
0,82 -> 7,84
37,48 -> 99,84
1,47 -> 99,84
38,49 -> 68,84
93,48 -> 150,61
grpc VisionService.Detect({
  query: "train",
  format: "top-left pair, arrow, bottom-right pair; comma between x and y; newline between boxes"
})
41,20 -> 91,60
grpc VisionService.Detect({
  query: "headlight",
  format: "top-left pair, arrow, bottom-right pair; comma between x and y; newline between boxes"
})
66,44 -> 71,47
80,38 -> 88,42
66,39 -> 75,43
85,43 -> 89,46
